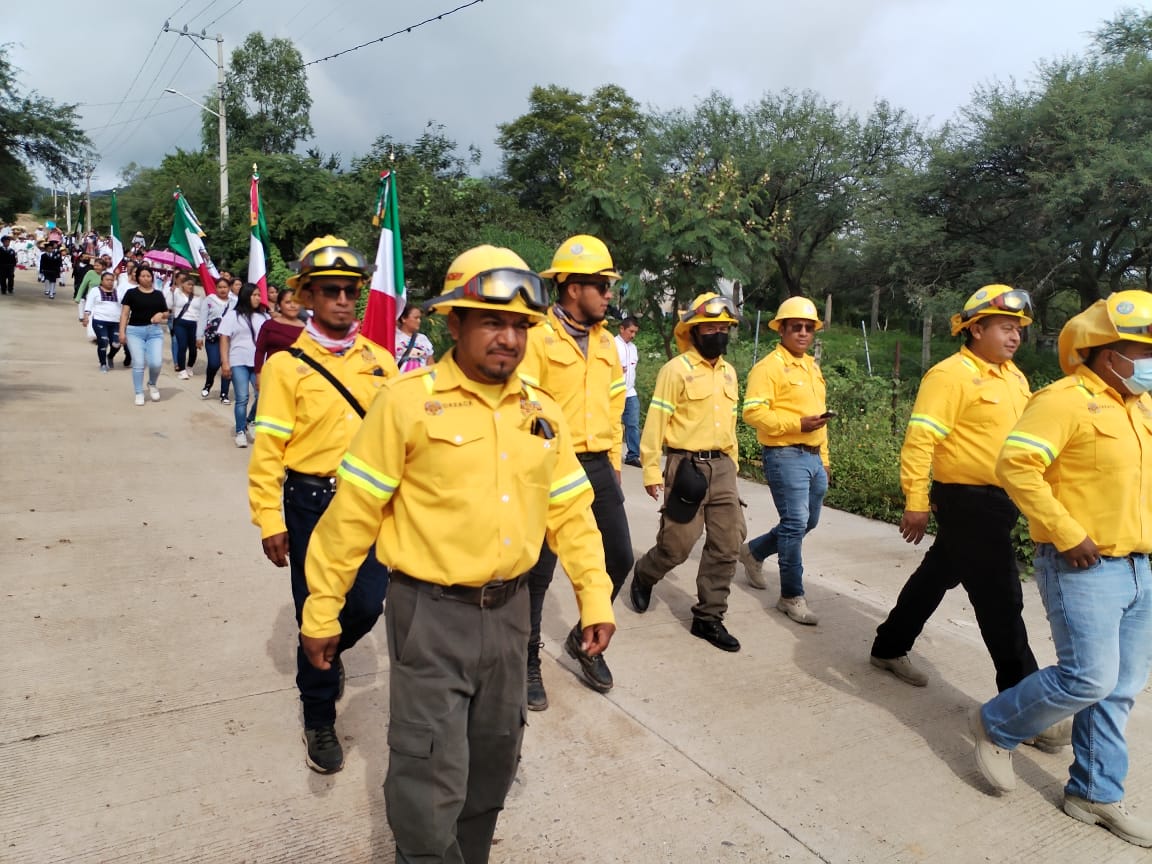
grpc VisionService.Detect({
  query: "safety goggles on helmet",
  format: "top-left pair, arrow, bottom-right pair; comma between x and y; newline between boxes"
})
681,296 -> 739,323
290,245 -> 372,277
961,289 -> 1033,322
438,268 -> 549,311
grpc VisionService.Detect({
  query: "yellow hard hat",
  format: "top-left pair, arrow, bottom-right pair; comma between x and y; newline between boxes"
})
768,296 -> 822,332
287,235 -> 374,290
673,292 -> 741,353
1058,289 -> 1152,374
539,234 -> 621,282
949,284 -> 1033,336
425,245 -> 547,321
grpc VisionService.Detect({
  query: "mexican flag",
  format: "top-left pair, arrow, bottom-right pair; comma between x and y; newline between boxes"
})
109,191 -> 124,270
168,190 -> 218,294
362,170 -> 405,354
248,169 -> 270,306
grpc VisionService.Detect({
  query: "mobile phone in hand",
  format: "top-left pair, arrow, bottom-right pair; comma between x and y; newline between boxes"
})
819,410 -> 836,419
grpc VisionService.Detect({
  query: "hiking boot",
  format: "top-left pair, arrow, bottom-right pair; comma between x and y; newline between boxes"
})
1064,795 -> 1152,847
690,618 -> 741,652
1024,716 -> 1073,752
776,595 -> 819,625
527,641 -> 548,711
739,542 -> 768,589
630,572 -> 652,613
565,625 -> 613,693
870,653 -> 928,687
302,725 -> 344,774
969,707 -> 1015,793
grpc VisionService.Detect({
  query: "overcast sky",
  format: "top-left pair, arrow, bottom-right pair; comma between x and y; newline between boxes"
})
7,0 -> 1129,191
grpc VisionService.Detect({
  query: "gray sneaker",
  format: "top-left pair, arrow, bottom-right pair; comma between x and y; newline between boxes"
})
1064,796 -> 1152,847
969,708 -> 1015,793
776,595 -> 818,625
302,725 -> 344,774
739,542 -> 767,589
870,653 -> 928,687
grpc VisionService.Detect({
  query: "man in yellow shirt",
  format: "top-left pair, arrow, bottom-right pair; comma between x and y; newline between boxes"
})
630,293 -> 745,651
518,234 -> 631,708
301,245 -> 616,864
738,296 -> 829,625
247,236 -> 398,774
871,286 -> 1040,692
971,291 -> 1152,847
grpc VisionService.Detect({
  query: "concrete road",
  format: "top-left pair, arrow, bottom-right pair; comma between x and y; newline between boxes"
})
2,268 -> 1149,863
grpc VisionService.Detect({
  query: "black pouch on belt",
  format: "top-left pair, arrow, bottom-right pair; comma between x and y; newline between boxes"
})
665,456 -> 708,523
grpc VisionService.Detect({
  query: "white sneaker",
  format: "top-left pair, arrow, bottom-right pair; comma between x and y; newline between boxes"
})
178,369 -> 191,380
134,393 -> 145,406
200,388 -> 210,399
739,542 -> 767,589
149,385 -> 161,402
234,432 -> 248,448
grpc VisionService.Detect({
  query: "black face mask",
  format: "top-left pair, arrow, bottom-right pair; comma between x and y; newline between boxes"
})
694,330 -> 729,359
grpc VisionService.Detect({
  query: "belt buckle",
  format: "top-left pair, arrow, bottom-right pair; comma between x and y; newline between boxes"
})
697,450 -> 714,461
478,580 -> 506,609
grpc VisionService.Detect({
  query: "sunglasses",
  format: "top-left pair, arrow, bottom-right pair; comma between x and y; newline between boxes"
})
438,268 -> 549,310
318,284 -> 362,301
785,322 -> 817,333
575,279 -> 614,295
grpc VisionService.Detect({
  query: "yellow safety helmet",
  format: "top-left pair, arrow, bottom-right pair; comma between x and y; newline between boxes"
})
949,284 -> 1033,336
1057,289 -> 1152,374
539,234 -> 621,282
768,296 -> 823,332
287,235 -> 374,291
674,292 -> 741,353
425,245 -> 548,321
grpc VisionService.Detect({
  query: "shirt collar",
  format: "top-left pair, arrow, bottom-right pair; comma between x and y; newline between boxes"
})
772,343 -> 809,368
433,349 -> 525,405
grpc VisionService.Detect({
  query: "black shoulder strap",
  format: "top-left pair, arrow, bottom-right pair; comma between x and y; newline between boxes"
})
289,347 -> 366,418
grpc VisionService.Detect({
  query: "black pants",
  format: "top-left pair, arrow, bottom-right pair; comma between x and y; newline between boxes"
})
173,318 -> 198,370
872,483 -> 1038,691
0,269 -> 13,294
284,472 -> 389,728
528,451 -> 633,645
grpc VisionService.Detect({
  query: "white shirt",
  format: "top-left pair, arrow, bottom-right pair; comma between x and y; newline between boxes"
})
84,284 -> 128,323
218,309 -> 269,367
395,330 -> 435,372
197,293 -> 230,340
615,334 -> 638,398
166,286 -> 203,325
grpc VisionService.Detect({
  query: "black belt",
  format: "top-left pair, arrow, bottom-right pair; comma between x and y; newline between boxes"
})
668,448 -> 726,460
576,451 -> 609,463
285,469 -> 336,490
767,444 -> 822,456
390,570 -> 526,610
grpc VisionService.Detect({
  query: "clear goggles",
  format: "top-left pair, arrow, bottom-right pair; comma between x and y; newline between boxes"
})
290,245 -> 372,276
682,296 -> 739,323
961,289 -> 1032,321
440,268 -> 549,311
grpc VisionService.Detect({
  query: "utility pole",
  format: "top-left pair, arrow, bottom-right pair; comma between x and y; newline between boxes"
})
85,166 -> 93,237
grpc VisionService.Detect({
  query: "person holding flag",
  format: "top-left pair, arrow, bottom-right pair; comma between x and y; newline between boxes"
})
248,235 -> 397,774
168,190 -> 219,297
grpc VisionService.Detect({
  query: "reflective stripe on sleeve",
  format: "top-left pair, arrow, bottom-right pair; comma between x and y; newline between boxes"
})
650,397 -> 674,416
252,416 -> 293,439
549,468 -> 590,504
743,397 -> 769,411
336,453 -> 399,500
908,413 -> 950,439
1003,431 -> 1058,467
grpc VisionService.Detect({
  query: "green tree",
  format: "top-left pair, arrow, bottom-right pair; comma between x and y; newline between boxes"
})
497,84 -> 646,212
0,45 -> 92,219
202,33 -> 313,155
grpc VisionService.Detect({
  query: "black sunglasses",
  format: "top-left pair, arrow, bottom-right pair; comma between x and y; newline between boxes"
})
576,280 -> 613,295
318,285 -> 362,301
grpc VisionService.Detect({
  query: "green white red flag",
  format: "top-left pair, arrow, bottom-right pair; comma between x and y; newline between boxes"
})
109,191 -> 124,270
248,169 -> 270,306
168,190 -> 218,293
362,171 -> 405,353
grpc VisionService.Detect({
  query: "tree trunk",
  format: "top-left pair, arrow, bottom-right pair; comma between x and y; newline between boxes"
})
871,286 -> 880,332
921,314 -> 932,370
823,293 -> 833,330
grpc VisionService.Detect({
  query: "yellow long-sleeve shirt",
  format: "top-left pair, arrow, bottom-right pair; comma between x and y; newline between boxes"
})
248,333 -> 398,539
640,350 -> 740,486
519,309 -> 626,470
996,367 -> 1152,557
742,343 -> 829,465
301,349 -> 615,638
900,346 -> 1030,512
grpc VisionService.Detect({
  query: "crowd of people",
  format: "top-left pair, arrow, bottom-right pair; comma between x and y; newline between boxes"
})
21,219 -> 1152,860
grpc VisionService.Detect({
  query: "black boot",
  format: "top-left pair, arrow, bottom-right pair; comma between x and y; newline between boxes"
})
527,640 -> 548,711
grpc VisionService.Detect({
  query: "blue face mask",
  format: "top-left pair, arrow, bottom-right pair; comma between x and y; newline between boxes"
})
1113,351 -> 1152,395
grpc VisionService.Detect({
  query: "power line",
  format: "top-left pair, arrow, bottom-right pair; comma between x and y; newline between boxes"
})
204,0 -> 245,30
97,28 -> 167,137
183,0 -> 221,28
302,0 -> 485,68
167,0 -> 195,19
85,104 -> 196,133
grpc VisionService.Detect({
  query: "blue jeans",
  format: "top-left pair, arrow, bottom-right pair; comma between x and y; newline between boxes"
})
91,319 -> 120,367
982,545 -> 1152,803
125,324 -> 164,394
230,364 -> 258,434
173,319 -> 197,371
622,395 -> 641,462
203,341 -> 229,397
747,446 -> 828,597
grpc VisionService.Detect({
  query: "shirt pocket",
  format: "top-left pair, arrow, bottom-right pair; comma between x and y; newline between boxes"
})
684,375 -> 715,402
426,422 -> 490,488
1091,416 -> 1128,472
967,391 -> 1004,427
